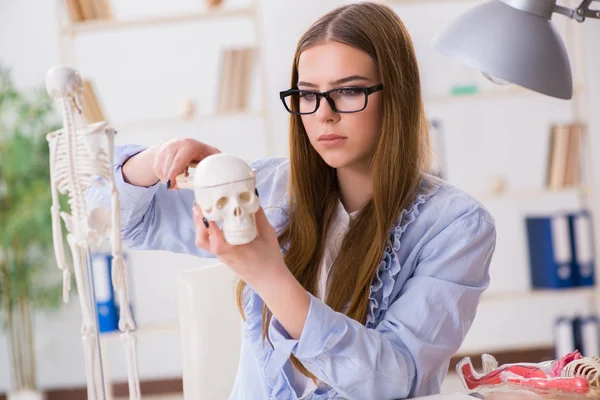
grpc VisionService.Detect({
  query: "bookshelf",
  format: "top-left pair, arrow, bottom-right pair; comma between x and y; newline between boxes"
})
481,286 -> 596,303
99,321 -> 179,343
60,6 -> 256,35
110,111 -> 265,132
54,0 -> 274,157
385,0 -> 481,4
475,186 -> 589,201
426,84 -> 585,104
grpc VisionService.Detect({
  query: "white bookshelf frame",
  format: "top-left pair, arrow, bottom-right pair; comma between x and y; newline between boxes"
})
55,0 -> 274,157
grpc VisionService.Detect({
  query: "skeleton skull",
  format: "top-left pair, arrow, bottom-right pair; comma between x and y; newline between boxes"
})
193,154 -> 259,245
45,65 -> 85,112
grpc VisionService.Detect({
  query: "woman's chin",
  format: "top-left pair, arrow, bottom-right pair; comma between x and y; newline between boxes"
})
318,151 -> 373,172
318,153 -> 353,170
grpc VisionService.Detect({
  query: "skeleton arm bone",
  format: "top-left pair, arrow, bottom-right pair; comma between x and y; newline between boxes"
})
105,129 -> 141,400
47,131 -> 71,302
103,130 -> 136,330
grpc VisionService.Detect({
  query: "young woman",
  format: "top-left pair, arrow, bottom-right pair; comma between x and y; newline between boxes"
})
91,2 -> 496,399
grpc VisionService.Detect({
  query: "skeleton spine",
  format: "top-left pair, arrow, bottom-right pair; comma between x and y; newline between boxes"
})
60,97 -> 88,240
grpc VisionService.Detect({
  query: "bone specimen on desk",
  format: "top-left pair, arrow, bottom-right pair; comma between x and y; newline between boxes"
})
456,350 -> 596,397
45,66 -> 140,400
562,356 -> 600,395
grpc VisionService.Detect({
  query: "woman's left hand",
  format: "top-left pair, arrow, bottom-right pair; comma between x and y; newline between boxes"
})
192,204 -> 288,288
194,204 -> 311,340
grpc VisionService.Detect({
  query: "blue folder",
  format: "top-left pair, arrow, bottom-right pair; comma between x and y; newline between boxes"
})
91,251 -> 135,333
526,214 -> 575,289
568,211 -> 596,287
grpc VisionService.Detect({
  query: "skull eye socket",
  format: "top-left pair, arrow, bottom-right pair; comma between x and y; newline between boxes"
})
216,197 -> 229,209
239,191 -> 252,203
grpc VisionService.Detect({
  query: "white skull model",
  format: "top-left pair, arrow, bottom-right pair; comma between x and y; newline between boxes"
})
192,154 -> 260,245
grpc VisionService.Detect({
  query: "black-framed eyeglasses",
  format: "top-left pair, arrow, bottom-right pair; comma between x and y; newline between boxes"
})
279,84 -> 383,115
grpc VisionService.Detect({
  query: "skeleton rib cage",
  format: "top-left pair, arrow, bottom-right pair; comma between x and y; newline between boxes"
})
563,357 -> 600,396
49,121 -> 111,226
45,66 -> 141,400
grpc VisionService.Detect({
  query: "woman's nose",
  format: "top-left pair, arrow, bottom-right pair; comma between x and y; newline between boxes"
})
315,97 -> 338,122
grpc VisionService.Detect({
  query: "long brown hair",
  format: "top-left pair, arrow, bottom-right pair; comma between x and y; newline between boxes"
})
236,1 -> 429,382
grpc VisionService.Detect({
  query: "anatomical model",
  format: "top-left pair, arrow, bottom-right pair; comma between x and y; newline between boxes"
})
45,66 -> 140,400
176,153 -> 260,245
457,350 -> 598,398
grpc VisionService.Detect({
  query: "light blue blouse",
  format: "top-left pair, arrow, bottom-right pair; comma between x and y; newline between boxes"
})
88,144 -> 497,400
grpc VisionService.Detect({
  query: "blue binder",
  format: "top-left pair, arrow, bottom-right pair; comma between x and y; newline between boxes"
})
91,251 -> 135,333
554,316 -> 576,358
526,214 -> 575,289
91,252 -> 119,332
573,315 -> 600,357
568,211 -> 596,287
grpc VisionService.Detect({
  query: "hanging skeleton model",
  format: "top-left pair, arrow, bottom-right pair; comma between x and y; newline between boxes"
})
45,65 -> 141,400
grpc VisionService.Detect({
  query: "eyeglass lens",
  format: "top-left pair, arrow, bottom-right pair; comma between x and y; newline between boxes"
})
284,88 -> 367,114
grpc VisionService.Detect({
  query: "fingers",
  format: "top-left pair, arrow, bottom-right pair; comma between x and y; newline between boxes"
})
166,152 -> 192,190
193,205 -> 228,253
153,138 -> 192,189
152,138 -> 178,184
193,205 -> 210,250
253,206 -> 275,239
253,206 -> 268,232
153,138 -> 219,191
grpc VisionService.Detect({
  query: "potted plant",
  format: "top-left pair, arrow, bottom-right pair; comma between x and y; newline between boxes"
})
0,65 -> 67,400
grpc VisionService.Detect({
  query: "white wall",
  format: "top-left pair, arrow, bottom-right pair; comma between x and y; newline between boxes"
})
1,0 -> 599,392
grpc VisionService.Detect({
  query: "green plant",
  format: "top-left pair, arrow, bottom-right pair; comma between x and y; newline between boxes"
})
0,65 -> 67,393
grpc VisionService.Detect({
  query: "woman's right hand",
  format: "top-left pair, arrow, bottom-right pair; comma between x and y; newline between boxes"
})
122,137 -> 220,189
151,137 -> 220,190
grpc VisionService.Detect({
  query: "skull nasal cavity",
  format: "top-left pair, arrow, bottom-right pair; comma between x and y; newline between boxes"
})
234,207 -> 244,217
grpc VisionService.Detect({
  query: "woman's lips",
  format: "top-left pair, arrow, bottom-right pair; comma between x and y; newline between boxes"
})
318,134 -> 347,147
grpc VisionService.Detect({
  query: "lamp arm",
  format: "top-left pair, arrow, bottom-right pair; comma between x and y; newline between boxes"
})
554,0 -> 600,22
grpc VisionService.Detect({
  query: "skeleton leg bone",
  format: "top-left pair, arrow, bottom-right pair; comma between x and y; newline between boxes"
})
67,233 -> 101,400
121,331 -> 141,400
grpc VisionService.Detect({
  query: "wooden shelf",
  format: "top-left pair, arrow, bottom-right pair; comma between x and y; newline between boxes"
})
111,111 -> 265,132
481,286 -> 596,303
385,0 -> 480,4
425,84 -> 585,104
425,86 -> 530,104
459,286 -> 595,356
474,186 -> 588,201
99,321 -> 179,342
61,6 -> 255,35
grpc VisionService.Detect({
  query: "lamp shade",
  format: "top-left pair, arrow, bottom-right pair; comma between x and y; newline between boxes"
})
432,0 -> 573,99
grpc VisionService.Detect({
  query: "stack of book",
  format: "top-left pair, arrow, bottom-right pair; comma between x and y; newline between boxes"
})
546,122 -> 584,190
216,47 -> 255,114
81,80 -> 106,124
64,0 -> 112,23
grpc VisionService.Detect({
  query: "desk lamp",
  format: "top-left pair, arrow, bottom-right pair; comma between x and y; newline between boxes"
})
432,0 -> 599,99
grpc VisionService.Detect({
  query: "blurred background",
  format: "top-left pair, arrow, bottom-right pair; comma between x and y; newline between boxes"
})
1,0 -> 600,398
